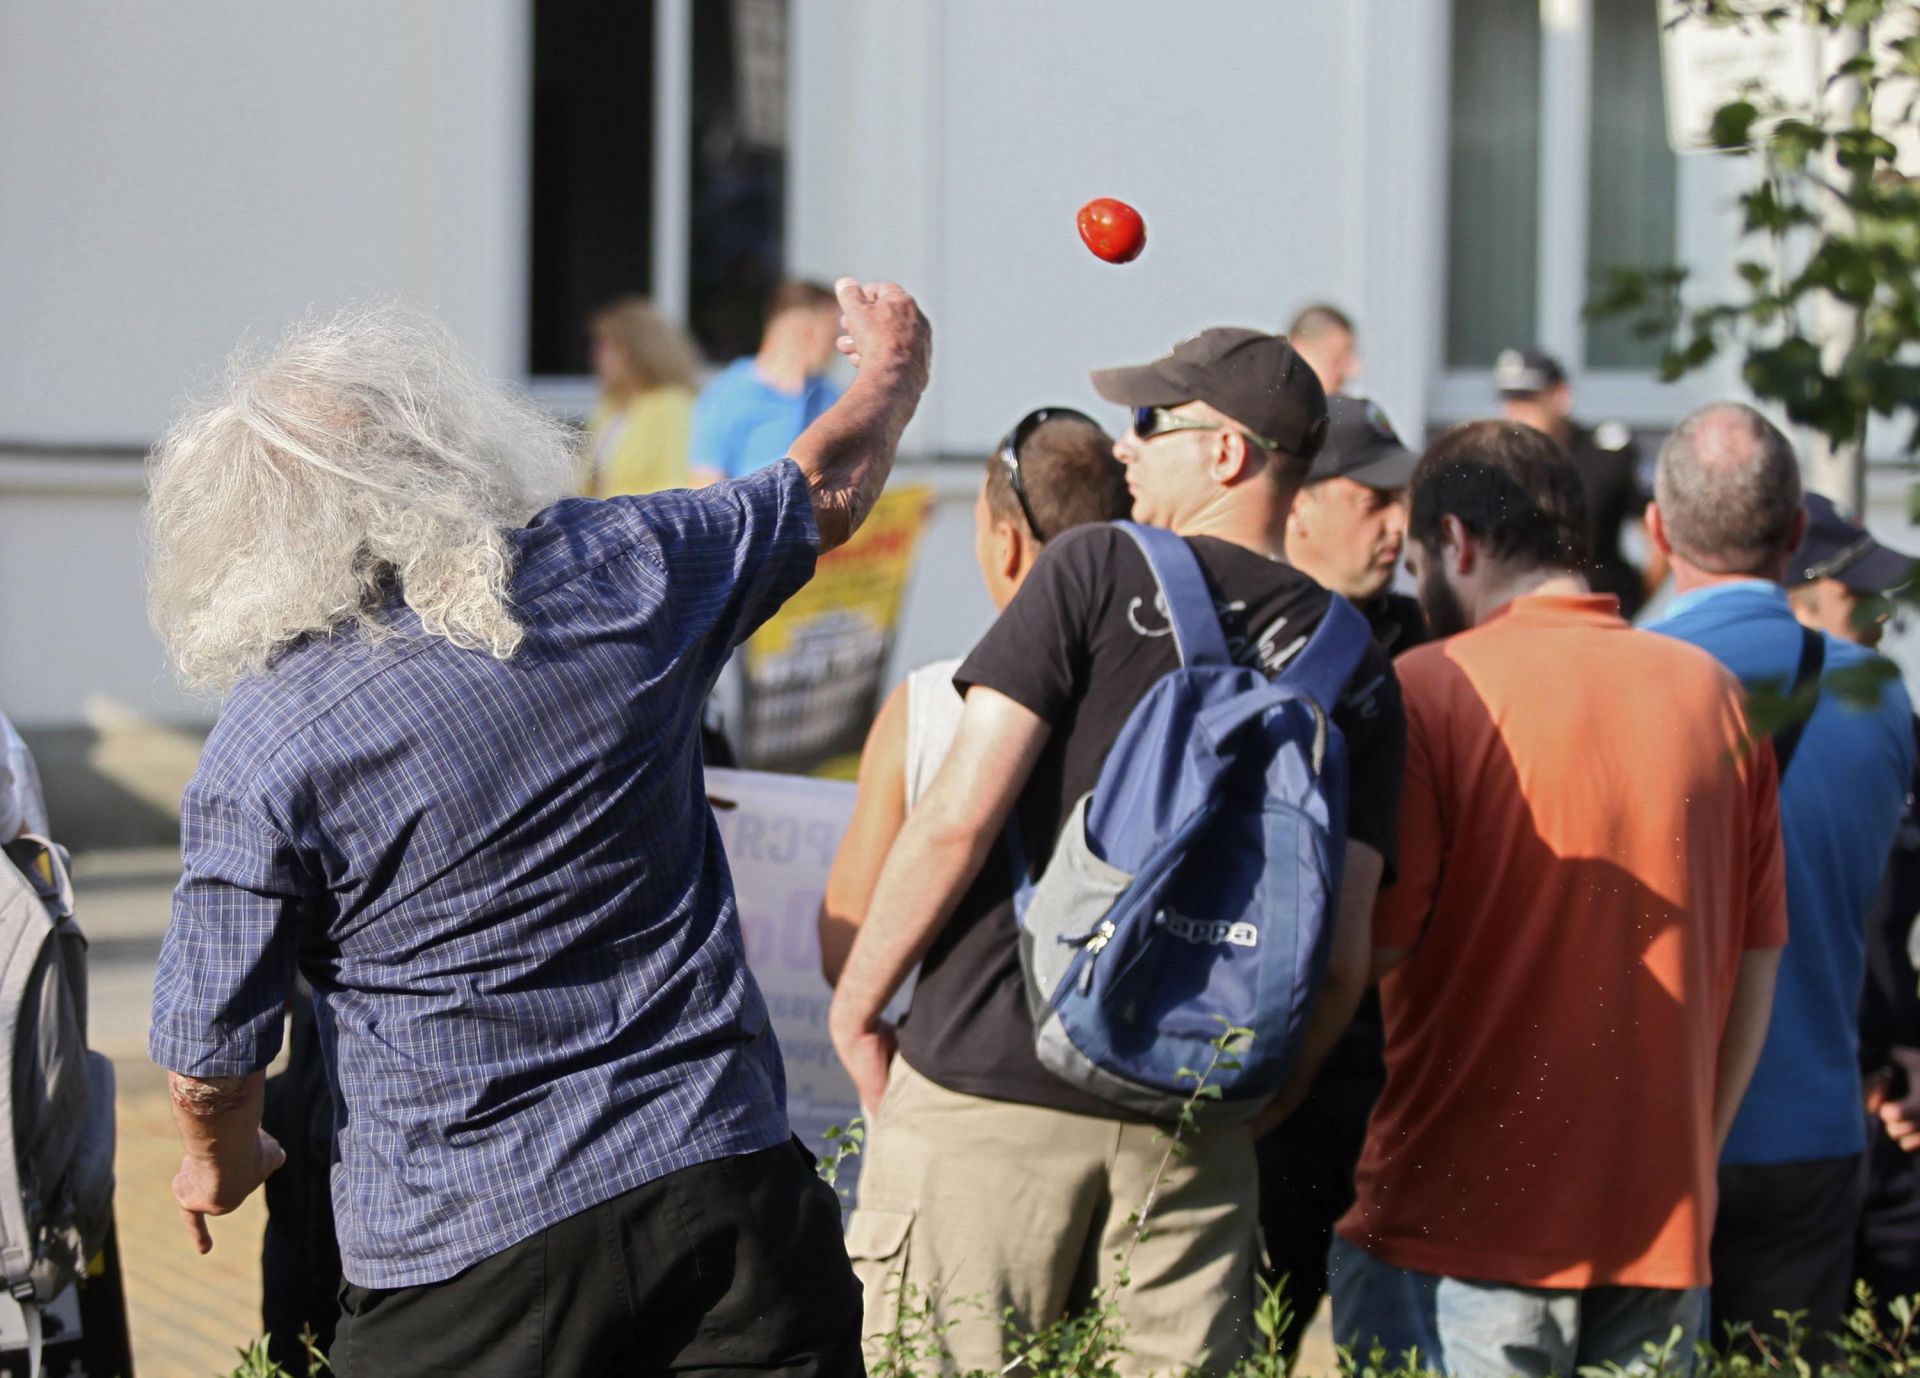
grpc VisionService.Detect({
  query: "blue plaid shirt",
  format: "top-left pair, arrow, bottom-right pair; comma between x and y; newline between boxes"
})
150,462 -> 818,1287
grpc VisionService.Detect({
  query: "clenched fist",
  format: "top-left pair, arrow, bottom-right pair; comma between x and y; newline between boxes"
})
833,278 -> 931,398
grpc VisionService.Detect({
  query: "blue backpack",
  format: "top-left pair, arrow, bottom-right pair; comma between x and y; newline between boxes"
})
1009,522 -> 1371,1122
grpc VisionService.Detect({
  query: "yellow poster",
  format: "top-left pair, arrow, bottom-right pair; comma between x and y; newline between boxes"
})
740,484 -> 933,776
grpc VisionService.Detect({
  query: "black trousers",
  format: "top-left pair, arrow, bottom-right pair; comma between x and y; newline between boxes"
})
1856,1119 -> 1920,1313
1711,1153 -> 1866,1358
1254,1065 -> 1381,1360
331,1139 -> 865,1378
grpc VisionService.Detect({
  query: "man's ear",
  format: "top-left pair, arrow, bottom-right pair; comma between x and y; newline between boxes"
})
1285,483 -> 1315,540
1645,501 -> 1675,558
994,517 -> 1024,582
1212,431 -> 1261,486
1439,513 -> 1475,576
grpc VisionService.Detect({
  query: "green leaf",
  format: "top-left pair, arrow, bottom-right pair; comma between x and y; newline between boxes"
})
1709,99 -> 1760,149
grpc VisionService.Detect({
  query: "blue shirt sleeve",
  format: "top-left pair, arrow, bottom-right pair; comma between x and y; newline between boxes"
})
604,458 -> 819,682
149,781 -> 306,1077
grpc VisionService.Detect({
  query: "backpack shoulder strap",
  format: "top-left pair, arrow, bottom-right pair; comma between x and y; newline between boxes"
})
1773,627 -> 1827,779
1114,522 -> 1230,667
0,853 -> 51,1303
1275,594 -> 1374,713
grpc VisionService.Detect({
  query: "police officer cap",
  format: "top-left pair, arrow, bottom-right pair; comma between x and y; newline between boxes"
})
1494,348 -> 1567,398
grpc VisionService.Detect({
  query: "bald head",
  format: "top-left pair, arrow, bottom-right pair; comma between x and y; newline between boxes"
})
1288,304 -> 1358,397
1654,403 -> 1803,577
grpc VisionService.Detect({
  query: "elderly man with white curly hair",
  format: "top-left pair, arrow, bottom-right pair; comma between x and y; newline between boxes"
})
146,279 -> 930,1378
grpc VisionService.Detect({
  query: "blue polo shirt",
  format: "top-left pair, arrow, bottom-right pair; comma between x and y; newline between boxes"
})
690,358 -> 843,482
1650,580 -> 1914,1165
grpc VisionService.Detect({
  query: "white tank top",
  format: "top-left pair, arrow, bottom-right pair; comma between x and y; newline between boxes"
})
903,656 -> 965,810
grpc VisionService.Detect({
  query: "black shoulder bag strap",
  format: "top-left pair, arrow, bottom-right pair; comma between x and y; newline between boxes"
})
1772,628 -> 1827,779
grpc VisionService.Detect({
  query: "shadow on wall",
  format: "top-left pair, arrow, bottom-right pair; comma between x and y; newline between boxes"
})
21,720 -> 205,851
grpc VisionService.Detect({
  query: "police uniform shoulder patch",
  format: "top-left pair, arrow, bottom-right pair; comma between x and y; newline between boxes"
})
1594,420 -> 1632,452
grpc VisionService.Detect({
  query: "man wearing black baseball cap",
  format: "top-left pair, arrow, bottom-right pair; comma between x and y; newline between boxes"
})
831,328 -> 1406,1376
1797,498 -> 1920,1319
1285,397 -> 1426,655
1788,493 -> 1916,649
1252,395 -> 1427,1360
1497,347 -> 1664,618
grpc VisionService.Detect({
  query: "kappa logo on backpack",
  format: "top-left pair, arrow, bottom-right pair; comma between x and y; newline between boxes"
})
1008,522 -> 1370,1123
0,836 -> 115,1375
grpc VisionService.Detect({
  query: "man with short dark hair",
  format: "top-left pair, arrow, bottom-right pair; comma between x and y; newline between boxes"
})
833,329 -> 1405,1377
1289,303 -> 1360,397
1331,419 -> 1786,1378
1496,348 -> 1663,617
690,280 -> 846,485
1647,403 -> 1915,1353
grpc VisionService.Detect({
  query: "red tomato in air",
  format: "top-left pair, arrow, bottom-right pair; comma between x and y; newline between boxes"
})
1077,197 -> 1146,264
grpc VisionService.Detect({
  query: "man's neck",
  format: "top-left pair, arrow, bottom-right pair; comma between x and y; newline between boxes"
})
1172,491 -> 1290,561
1473,566 -> 1589,625
1668,557 -> 1779,597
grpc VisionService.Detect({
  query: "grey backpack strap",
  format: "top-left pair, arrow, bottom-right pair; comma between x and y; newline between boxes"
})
0,857 -> 47,1302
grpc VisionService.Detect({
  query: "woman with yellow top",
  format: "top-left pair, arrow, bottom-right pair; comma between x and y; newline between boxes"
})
582,298 -> 701,497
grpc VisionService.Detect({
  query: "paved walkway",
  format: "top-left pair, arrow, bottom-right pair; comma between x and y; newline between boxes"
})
81,851 -> 269,1378
75,849 -> 1339,1377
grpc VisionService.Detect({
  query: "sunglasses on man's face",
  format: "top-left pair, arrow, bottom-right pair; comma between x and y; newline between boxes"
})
1130,405 -> 1282,453
995,406 -> 1099,543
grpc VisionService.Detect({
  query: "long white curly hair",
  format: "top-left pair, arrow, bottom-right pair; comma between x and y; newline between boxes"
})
146,304 -> 576,693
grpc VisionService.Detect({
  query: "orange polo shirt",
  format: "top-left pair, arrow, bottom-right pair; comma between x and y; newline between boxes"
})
1336,594 -> 1787,1289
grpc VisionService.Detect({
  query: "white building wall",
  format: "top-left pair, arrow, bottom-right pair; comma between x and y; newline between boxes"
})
0,0 -> 528,447
787,0 -> 1447,458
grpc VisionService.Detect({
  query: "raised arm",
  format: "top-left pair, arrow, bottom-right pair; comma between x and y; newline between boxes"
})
786,278 -> 932,553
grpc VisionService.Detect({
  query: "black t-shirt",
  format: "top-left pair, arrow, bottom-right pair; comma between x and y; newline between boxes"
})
1860,716 -> 1920,1075
896,525 -> 1408,1117
1314,591 -> 1430,1083
1569,422 -> 1651,619
1365,591 -> 1429,660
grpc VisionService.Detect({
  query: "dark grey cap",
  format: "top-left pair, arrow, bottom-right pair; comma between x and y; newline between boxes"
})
1090,327 -> 1329,459
1791,493 -> 1917,592
1306,397 -> 1418,489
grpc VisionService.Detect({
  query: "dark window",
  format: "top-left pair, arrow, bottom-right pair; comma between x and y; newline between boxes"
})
1444,0 -> 1541,369
528,1 -> 657,377
687,0 -> 788,363
1584,0 -> 1678,369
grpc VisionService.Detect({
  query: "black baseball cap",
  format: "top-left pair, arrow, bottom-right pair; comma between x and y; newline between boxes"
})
1305,397 -> 1418,489
1494,348 -> 1568,397
1790,493 -> 1917,592
1090,327 -> 1329,459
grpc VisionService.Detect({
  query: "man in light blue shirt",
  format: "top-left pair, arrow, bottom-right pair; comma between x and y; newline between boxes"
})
690,280 -> 845,485
1646,402 -> 1915,1352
